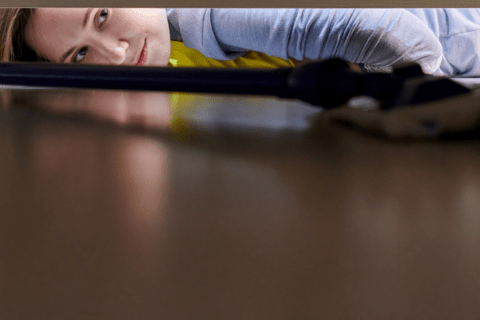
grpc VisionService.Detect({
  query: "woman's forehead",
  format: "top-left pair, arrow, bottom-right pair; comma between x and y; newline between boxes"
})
33,8 -> 89,25
26,8 -> 90,61
31,8 -> 92,37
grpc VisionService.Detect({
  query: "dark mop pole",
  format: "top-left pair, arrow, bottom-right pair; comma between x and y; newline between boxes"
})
0,58 -> 471,109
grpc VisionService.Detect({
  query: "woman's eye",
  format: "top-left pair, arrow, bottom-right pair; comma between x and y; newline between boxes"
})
99,8 -> 108,24
72,9 -> 107,63
74,47 -> 87,63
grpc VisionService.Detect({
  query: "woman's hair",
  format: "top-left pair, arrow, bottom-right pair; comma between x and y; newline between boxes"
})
0,8 -> 48,62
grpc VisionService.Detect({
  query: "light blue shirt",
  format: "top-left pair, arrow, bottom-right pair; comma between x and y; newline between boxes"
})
166,9 -> 480,77
405,9 -> 480,77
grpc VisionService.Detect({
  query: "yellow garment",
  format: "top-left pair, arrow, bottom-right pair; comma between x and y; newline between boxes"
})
167,40 -> 299,138
168,40 -> 299,68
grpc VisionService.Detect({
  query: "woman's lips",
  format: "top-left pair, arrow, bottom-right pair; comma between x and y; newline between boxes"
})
137,40 -> 147,66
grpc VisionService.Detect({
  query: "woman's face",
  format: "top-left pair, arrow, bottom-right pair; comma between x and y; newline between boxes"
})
25,8 -> 171,66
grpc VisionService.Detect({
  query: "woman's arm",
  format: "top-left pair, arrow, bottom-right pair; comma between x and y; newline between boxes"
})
167,8 -> 443,74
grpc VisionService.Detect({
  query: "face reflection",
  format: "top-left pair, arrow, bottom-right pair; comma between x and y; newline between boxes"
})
25,8 -> 171,66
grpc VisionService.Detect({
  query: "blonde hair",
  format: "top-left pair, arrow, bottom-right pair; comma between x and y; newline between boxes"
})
0,8 -> 48,62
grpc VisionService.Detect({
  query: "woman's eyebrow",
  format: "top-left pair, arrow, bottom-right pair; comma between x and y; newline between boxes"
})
60,8 -> 93,62
61,47 -> 75,63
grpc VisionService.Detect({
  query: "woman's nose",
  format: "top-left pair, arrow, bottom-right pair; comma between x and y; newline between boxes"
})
96,39 -> 129,65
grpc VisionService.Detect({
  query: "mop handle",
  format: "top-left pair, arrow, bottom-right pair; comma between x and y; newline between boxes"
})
0,59 -> 470,109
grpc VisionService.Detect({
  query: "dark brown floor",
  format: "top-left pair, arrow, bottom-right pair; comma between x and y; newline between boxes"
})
1,87 -> 479,319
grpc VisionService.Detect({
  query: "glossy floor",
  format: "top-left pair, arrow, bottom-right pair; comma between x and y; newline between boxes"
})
1,87 -> 479,319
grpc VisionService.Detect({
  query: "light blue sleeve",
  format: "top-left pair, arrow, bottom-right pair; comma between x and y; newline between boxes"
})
405,9 -> 480,77
166,8 -> 443,74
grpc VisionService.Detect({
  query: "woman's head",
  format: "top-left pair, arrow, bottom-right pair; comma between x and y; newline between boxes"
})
0,8 -> 171,66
